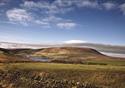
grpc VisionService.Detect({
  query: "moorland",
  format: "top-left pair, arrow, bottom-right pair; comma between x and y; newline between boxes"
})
0,47 -> 125,88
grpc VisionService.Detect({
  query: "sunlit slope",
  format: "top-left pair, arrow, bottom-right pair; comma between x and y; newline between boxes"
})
33,47 -> 123,63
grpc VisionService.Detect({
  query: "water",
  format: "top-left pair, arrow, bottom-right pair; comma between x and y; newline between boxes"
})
101,52 -> 125,58
28,56 -> 50,62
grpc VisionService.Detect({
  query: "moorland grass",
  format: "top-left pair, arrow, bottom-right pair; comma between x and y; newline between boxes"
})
1,62 -> 125,71
0,62 -> 125,88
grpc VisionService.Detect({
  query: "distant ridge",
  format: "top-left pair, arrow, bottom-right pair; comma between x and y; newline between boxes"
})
0,42 -> 125,54
0,47 -> 125,63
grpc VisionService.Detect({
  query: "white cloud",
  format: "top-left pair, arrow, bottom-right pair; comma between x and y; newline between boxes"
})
6,8 -> 76,28
20,0 -> 77,28
22,0 -> 100,15
22,0 -> 125,16
6,8 -> 32,25
77,0 -> 99,8
42,15 -> 63,23
6,0 -> 124,29
64,40 -> 87,44
57,22 -> 76,29
23,1 -> 51,9
35,20 -> 50,28
102,2 -> 116,10
53,0 -> 99,9
119,3 -> 125,15
6,8 -> 51,26
41,15 -> 77,29
35,20 -> 49,25
20,0 -> 123,28
53,0 -> 73,7
22,0 -> 73,14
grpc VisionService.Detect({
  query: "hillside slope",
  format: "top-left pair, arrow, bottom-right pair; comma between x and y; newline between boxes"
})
0,48 -> 31,62
0,47 -> 124,63
33,47 -> 121,63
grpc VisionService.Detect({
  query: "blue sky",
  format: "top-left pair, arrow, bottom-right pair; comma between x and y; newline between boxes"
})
0,0 -> 125,45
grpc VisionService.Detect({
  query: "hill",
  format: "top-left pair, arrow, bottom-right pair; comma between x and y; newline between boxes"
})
33,47 -> 124,63
0,48 -> 31,62
0,47 -> 125,64
1,42 -> 125,54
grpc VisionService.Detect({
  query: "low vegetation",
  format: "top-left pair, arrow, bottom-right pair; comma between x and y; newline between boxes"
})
0,63 -> 125,88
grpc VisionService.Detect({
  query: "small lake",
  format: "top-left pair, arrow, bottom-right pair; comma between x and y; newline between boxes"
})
28,56 -> 50,62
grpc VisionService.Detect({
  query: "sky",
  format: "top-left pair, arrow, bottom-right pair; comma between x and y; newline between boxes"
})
0,0 -> 125,45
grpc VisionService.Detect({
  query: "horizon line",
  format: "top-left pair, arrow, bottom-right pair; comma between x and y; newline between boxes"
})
0,41 -> 125,47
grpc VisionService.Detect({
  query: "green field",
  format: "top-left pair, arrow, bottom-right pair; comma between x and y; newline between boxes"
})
1,62 -> 125,71
83,60 -> 125,66
0,62 -> 125,88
